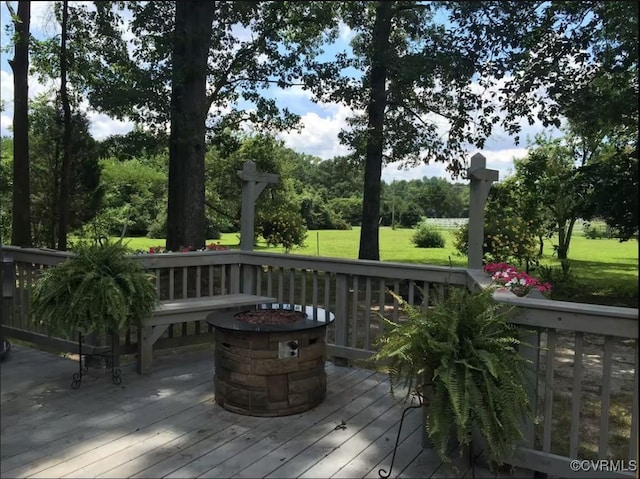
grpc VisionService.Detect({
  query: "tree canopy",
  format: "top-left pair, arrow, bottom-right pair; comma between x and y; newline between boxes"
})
4,0 -> 638,258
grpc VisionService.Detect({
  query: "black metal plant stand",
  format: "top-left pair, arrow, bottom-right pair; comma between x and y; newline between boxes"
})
71,331 -> 121,389
379,385 -> 481,479
379,389 -> 425,478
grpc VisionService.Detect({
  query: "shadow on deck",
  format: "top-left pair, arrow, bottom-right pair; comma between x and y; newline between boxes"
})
1,344 -> 511,478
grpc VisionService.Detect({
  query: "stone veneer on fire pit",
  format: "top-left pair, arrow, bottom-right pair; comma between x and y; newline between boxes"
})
206,303 -> 335,417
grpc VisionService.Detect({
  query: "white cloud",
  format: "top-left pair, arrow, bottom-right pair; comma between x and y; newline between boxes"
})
275,92 -> 538,184
0,6 -> 552,182
338,22 -> 355,42
30,1 -> 59,37
1,69 -> 62,137
1,113 -> 12,133
86,111 -> 134,140
0,70 -> 12,104
381,148 -> 529,183
383,161 -> 450,182
482,148 -> 529,180
277,102 -> 352,160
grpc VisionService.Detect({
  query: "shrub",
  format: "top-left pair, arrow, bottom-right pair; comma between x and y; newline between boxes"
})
535,260 -> 579,296
146,210 -> 221,240
329,197 -> 362,226
412,221 -> 445,248
257,207 -> 307,251
146,214 -> 166,239
454,215 -> 539,267
332,218 -> 352,230
582,222 -> 607,239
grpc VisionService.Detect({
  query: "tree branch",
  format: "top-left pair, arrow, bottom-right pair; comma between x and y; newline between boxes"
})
205,10 -> 286,112
5,1 -> 16,17
392,3 -> 431,15
224,77 -> 306,88
205,200 -> 237,222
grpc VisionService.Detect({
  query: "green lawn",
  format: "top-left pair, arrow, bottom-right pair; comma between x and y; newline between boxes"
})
115,227 -> 638,307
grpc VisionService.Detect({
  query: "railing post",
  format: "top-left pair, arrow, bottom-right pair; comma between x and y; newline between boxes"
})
334,273 -> 349,366
229,264 -> 241,294
1,255 -> 14,354
519,327 -> 540,450
467,153 -> 498,269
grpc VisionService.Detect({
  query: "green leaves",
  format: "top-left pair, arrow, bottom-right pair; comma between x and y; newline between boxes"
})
31,240 -> 159,338
374,287 -> 537,465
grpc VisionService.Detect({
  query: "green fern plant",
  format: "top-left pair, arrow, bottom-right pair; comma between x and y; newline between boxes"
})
31,240 -> 159,338
373,287 -> 537,466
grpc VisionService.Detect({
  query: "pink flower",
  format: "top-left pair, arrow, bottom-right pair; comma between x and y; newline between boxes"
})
483,262 -> 552,297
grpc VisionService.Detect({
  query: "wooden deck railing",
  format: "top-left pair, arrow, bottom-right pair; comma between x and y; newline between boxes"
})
1,245 -> 637,477
1,247 -> 469,359
468,269 -> 638,478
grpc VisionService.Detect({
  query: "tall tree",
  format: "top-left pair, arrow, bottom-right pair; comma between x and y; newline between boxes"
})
516,133 -> 599,260
313,1 -> 638,260
28,96 -> 101,248
7,0 -> 31,247
319,1 -> 525,259
57,0 -> 72,250
59,1 -> 338,250
166,1 -> 215,250
357,1 -> 392,260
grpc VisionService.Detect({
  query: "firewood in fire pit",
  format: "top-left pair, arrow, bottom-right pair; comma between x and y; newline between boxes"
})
234,309 -> 306,325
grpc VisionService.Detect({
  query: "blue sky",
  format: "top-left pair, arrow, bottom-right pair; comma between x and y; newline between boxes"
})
0,1 -> 560,182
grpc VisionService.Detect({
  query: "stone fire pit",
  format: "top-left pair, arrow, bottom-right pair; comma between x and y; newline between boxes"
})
206,303 -> 335,417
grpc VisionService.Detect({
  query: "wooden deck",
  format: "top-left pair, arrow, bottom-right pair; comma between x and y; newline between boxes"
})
1,344 -> 506,478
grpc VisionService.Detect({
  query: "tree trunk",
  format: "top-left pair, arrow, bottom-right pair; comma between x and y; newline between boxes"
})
9,1 -> 31,247
538,234 -> 544,256
166,1 -> 215,252
358,1 -> 393,261
57,0 -> 72,251
557,225 -> 566,259
559,217 -> 577,260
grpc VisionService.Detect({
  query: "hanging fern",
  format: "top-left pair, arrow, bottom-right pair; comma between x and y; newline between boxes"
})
374,287 -> 538,466
31,240 -> 159,338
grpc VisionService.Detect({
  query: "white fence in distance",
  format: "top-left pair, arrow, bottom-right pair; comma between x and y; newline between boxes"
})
423,218 -> 469,230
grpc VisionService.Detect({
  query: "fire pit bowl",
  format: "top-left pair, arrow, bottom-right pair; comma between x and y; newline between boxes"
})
206,303 -> 335,417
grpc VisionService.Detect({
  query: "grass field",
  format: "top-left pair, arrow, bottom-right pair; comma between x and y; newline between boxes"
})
115,226 -> 638,307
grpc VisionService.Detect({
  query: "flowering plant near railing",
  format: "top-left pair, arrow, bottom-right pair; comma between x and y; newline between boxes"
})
483,262 -> 552,297
138,242 -> 230,254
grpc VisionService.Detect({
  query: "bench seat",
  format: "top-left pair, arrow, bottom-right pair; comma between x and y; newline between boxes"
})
137,293 -> 276,374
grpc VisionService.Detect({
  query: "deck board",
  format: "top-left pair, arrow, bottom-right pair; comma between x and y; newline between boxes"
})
364,424 -> 425,479
1,344 -> 495,478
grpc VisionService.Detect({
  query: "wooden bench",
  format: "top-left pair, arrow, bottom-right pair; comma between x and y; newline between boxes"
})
137,293 -> 276,375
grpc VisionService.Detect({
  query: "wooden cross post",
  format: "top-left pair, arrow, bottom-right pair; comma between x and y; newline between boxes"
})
467,153 -> 499,270
238,160 -> 279,293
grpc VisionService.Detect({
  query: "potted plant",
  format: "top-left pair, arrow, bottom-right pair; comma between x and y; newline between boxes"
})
373,287 -> 537,469
31,240 -> 158,340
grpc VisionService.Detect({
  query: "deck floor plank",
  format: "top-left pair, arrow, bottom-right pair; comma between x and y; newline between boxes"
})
299,401 -> 420,478
364,425 -> 425,479
1,344 -> 487,479
31,385 -> 216,478
245,383 -> 393,479
60,402 -> 222,479
332,406 -> 421,478
199,369 -> 380,479
131,369 -> 372,479
263,381 -> 398,478
4,381 -> 214,478
1,348 -> 216,432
